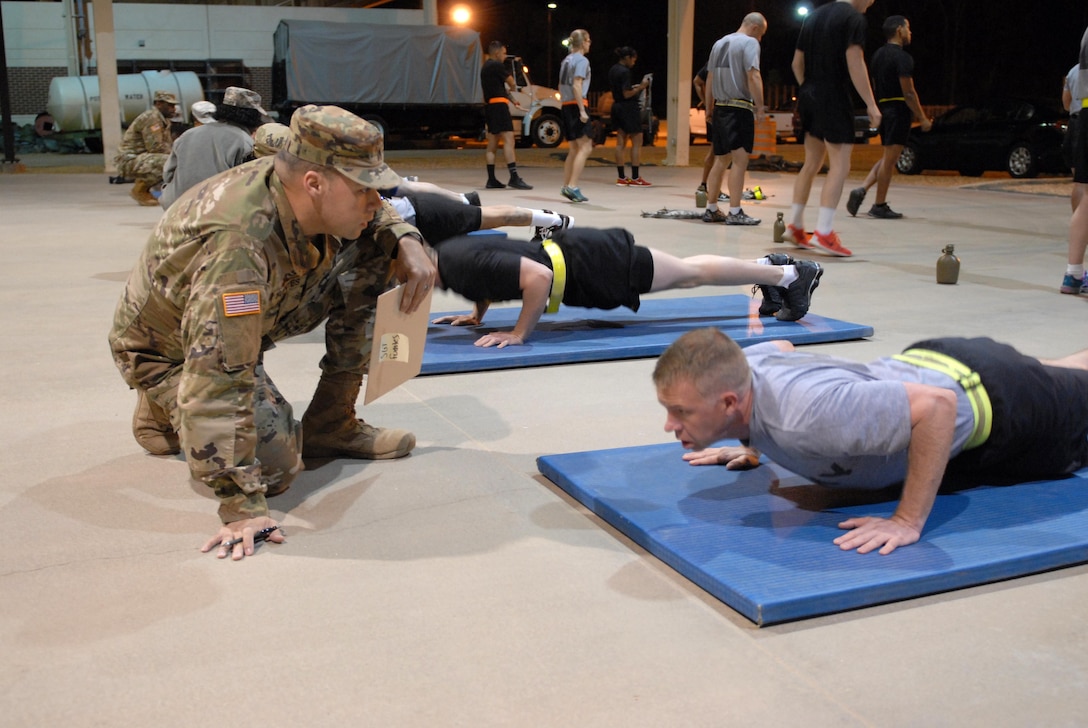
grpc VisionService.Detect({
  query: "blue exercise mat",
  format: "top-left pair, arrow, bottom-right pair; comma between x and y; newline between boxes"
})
537,442 -> 1088,626
422,294 -> 873,375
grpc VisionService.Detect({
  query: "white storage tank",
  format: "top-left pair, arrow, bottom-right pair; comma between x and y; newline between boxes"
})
46,70 -> 204,131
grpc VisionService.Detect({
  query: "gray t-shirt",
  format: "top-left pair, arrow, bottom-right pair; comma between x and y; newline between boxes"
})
559,51 -> 591,104
743,342 -> 976,489
707,31 -> 760,102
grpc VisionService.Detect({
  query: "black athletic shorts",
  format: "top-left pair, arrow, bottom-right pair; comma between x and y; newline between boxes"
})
611,100 -> 642,134
562,104 -> 594,141
485,102 -> 515,134
552,227 -> 653,311
711,105 -> 755,155
878,101 -> 912,147
1072,112 -> 1088,184
796,82 -> 854,145
405,192 -> 482,246
909,337 -> 1088,480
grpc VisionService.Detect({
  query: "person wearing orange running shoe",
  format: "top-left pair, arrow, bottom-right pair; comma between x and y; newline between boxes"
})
784,0 -> 881,257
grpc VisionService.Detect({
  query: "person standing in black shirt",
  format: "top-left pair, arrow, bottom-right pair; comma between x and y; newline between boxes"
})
609,47 -> 653,186
847,16 -> 932,219
481,40 -> 532,190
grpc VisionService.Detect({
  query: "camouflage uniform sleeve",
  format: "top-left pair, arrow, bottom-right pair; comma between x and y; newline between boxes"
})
143,113 -> 172,155
176,230 -> 271,523
370,198 -> 424,253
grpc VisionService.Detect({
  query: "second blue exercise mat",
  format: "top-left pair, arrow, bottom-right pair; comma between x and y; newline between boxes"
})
537,442 -> 1088,626
422,294 -> 873,374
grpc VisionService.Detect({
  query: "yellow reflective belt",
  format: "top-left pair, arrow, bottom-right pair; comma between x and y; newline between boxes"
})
540,239 -> 567,314
1082,98 -> 1087,109
878,96 -> 906,103
892,349 -> 993,450
718,98 -> 755,111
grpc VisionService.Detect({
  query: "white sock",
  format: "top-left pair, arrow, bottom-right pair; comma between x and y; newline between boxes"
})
1067,264 -> 1086,278
459,194 -> 470,205
531,210 -> 562,227
790,203 -> 805,229
777,265 -> 798,287
729,206 -> 741,215
815,207 -> 835,236
707,203 -> 719,212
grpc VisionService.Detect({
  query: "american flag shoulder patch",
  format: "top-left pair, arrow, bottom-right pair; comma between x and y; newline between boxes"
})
222,290 -> 261,317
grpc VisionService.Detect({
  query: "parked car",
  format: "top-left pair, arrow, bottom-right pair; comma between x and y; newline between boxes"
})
688,107 -> 794,145
896,99 -> 1070,178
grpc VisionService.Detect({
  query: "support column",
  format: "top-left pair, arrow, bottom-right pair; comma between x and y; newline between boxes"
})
91,0 -> 121,176
664,0 -> 694,167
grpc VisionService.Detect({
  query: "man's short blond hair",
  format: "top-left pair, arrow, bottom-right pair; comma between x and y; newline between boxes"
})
652,328 -> 751,398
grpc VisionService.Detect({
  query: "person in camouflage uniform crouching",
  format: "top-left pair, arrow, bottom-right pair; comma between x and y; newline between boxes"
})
109,105 -> 437,559
113,90 -> 178,206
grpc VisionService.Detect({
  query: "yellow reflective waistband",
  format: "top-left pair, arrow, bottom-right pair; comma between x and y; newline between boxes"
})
540,239 -> 567,314
878,96 -> 906,104
892,348 -> 993,450
1082,98 -> 1087,109
717,98 -> 755,111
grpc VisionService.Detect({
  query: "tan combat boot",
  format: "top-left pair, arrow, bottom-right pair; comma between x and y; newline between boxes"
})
300,372 -> 415,459
130,180 -> 159,206
132,389 -> 180,455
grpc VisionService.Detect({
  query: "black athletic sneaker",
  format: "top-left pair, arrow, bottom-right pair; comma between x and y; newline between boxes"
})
775,260 -> 823,322
508,176 -> 533,190
754,253 -> 794,316
846,187 -> 866,217
867,202 -> 903,219
725,209 -> 761,226
464,191 -> 481,206
702,208 -> 727,223
486,179 -> 506,189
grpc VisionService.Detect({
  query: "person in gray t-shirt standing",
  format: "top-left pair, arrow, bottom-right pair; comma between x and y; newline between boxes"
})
702,12 -> 767,227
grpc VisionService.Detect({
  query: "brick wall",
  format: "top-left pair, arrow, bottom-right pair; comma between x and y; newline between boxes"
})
6,67 -> 68,115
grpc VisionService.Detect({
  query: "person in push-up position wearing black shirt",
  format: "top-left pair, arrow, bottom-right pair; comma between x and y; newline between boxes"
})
430,227 -> 823,348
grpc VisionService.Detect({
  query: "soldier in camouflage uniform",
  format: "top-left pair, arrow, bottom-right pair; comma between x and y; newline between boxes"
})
109,105 -> 437,559
113,90 -> 178,206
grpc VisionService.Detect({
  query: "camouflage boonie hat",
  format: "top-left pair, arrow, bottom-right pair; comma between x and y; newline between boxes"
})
286,105 -> 401,190
253,122 -> 291,158
222,86 -> 270,118
153,90 -> 178,104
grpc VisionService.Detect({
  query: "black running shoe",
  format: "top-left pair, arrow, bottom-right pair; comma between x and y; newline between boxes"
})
464,191 -> 481,206
846,187 -> 866,217
754,253 -> 794,315
775,260 -> 823,322
486,179 -> 506,189
702,208 -> 727,223
867,202 -> 903,219
508,176 -> 533,190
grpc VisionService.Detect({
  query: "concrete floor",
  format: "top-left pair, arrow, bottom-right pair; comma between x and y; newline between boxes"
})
2,155 -> 1087,727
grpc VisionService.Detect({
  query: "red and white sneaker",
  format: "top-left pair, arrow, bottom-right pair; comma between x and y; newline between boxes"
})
811,230 -> 853,257
782,224 -> 814,250
628,177 -> 653,187
616,178 -> 631,186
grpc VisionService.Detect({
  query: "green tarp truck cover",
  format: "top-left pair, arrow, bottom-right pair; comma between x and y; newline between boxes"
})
273,20 -> 483,106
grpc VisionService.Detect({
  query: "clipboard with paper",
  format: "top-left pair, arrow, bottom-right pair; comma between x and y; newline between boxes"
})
363,284 -> 433,404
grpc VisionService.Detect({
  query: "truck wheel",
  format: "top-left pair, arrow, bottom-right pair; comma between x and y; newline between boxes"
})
530,114 -> 563,148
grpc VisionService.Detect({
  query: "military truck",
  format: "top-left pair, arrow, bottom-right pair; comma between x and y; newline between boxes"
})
272,20 -> 563,147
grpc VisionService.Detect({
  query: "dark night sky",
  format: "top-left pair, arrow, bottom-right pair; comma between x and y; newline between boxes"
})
431,0 -> 1088,111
